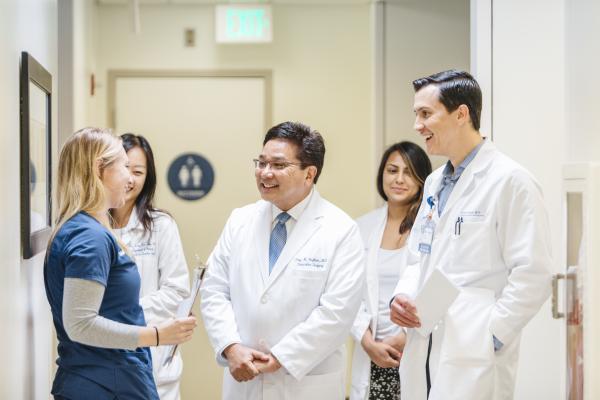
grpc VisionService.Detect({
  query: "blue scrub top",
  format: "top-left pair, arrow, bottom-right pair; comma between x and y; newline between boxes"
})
44,211 -> 158,400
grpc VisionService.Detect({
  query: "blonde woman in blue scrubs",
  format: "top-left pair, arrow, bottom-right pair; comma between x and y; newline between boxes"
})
44,128 -> 197,400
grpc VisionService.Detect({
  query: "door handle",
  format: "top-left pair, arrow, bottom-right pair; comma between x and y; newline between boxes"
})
552,273 -> 565,319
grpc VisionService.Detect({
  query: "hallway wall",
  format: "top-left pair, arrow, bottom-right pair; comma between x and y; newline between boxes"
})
0,1 -> 58,398
566,0 -> 600,163
384,0 -> 470,168
490,0 -> 565,398
93,3 -> 373,216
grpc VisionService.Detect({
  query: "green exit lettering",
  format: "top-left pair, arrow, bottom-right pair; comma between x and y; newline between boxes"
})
226,9 -> 269,39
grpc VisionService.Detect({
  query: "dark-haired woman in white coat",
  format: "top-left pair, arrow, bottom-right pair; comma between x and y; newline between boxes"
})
111,133 -> 190,400
350,141 -> 431,400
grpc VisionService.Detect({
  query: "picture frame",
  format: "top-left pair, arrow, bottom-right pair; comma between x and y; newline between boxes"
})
20,51 -> 52,259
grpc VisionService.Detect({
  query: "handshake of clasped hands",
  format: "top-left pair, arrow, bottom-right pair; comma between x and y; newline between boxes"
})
223,343 -> 281,382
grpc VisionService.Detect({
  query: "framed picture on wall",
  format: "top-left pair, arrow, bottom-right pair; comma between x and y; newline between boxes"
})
20,51 -> 52,259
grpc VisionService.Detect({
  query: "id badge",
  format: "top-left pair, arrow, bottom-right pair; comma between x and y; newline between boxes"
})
418,217 -> 435,254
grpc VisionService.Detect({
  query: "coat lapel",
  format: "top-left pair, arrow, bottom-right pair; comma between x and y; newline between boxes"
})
438,141 -> 495,220
417,171 -> 444,288
366,205 -> 387,328
428,172 -> 444,226
253,201 -> 272,286
421,141 -> 496,287
265,190 -> 323,289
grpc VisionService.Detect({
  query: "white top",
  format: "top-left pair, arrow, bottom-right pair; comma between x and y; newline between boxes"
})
374,246 -> 406,340
113,208 -> 190,395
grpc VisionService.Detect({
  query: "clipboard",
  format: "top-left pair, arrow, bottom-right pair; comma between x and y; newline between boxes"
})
414,268 -> 459,337
162,260 -> 207,366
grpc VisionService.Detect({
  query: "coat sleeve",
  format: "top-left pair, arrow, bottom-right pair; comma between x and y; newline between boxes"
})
350,300 -> 371,343
270,223 -> 366,380
200,210 -> 243,366
392,249 -> 421,300
140,216 -> 190,325
490,170 -> 552,346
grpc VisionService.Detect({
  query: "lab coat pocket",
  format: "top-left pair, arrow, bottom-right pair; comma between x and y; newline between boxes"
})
441,288 -> 495,362
291,269 -> 327,279
284,370 -> 344,400
292,269 -> 327,292
431,288 -> 495,400
450,220 -> 491,272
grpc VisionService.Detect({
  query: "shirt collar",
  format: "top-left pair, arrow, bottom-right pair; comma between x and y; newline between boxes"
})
442,138 -> 486,180
271,187 -> 314,223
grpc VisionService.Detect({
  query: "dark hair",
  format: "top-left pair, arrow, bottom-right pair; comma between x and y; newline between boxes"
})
111,133 -> 167,236
263,121 -> 326,183
412,69 -> 482,131
376,141 -> 432,234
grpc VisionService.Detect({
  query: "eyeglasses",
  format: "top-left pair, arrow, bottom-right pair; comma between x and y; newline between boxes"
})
253,158 -> 302,171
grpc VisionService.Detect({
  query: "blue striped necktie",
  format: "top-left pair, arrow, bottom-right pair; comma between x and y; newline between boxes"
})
269,212 -> 291,274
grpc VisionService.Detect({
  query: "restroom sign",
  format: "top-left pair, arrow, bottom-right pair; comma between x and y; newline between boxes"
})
167,153 -> 214,201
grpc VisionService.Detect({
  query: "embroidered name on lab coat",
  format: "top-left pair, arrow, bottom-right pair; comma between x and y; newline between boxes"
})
129,242 -> 156,256
459,210 -> 486,222
294,257 -> 327,270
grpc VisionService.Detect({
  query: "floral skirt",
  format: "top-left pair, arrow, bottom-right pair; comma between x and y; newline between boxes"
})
368,362 -> 401,400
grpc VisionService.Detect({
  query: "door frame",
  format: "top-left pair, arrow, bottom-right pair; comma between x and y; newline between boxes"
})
107,69 -> 273,130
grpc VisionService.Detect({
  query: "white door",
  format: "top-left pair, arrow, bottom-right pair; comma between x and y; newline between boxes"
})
114,73 -> 269,399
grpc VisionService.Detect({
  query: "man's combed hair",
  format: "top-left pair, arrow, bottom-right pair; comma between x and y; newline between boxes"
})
413,69 -> 482,131
263,121 -> 326,183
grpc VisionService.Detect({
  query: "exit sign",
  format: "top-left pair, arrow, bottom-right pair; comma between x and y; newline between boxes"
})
216,5 -> 272,43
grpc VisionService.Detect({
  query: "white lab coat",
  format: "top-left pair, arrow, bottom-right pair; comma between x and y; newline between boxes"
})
394,140 -> 552,400
200,189 -> 365,400
114,209 -> 190,400
349,205 -> 405,400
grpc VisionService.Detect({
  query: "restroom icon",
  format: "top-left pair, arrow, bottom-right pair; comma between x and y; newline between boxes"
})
168,153 -> 214,201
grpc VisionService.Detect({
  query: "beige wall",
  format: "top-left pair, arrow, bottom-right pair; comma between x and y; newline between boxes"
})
384,0 -> 470,169
58,0 -> 99,146
488,0 -> 565,398
566,0 -> 600,163
490,0 -> 600,397
94,3 -> 374,216
73,0 -> 100,135
0,1 -> 58,398
90,3 -> 373,398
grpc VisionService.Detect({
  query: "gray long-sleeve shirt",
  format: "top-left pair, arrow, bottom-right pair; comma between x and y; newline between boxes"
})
62,277 -> 141,350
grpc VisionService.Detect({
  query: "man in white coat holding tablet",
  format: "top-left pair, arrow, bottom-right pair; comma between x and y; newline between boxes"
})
200,121 -> 365,400
390,70 -> 552,400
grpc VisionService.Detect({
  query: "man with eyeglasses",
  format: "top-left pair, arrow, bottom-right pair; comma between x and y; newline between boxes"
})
201,121 -> 365,400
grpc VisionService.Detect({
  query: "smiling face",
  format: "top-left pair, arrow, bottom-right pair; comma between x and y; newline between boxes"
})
255,139 -> 315,211
101,147 -> 132,209
382,151 -> 419,206
124,146 -> 147,207
413,84 -> 462,157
